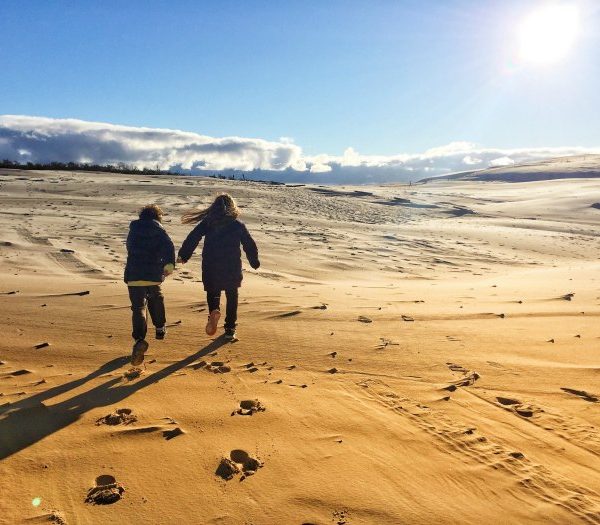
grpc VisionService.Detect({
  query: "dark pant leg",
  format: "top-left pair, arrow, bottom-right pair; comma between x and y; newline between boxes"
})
146,285 -> 166,328
206,290 -> 221,312
224,288 -> 238,330
128,286 -> 147,341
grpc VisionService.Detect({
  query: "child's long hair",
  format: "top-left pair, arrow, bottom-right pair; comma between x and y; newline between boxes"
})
181,193 -> 240,225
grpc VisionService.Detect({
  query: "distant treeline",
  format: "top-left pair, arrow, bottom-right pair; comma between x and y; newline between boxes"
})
0,159 -> 283,183
0,159 -> 175,176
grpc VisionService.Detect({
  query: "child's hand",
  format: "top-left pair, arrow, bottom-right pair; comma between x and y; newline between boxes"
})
177,256 -> 185,264
251,261 -> 260,270
163,263 -> 175,278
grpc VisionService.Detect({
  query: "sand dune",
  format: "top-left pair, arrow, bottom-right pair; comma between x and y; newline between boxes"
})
421,154 -> 600,183
1,168 -> 600,524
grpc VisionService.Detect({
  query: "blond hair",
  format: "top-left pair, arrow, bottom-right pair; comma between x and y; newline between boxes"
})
181,193 -> 240,224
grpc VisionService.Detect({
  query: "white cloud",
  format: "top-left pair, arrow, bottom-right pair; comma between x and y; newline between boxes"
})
309,163 -> 333,173
462,155 -> 481,165
341,147 -> 361,166
489,156 -> 515,167
1,115 -> 598,183
0,115 -> 303,172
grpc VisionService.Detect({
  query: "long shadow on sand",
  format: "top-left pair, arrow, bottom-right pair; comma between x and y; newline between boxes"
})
0,337 -> 227,460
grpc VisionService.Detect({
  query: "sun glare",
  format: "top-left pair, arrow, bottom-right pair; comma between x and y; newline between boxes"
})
517,4 -> 579,65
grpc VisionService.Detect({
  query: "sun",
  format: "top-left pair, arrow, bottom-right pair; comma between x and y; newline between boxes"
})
517,4 -> 579,65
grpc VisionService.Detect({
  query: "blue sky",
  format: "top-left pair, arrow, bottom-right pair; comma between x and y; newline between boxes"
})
0,1 -> 599,181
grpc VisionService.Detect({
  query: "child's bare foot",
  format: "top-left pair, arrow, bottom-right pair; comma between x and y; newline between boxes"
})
205,310 -> 221,336
131,339 -> 149,366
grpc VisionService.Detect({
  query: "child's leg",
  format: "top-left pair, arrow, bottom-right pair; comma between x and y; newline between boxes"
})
206,290 -> 221,312
146,285 -> 166,328
205,289 -> 221,336
128,286 -> 147,341
224,288 -> 239,330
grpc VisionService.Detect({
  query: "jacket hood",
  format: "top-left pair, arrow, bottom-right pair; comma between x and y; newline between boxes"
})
129,218 -> 165,238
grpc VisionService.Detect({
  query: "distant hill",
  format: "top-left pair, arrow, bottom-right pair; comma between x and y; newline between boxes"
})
419,155 -> 600,183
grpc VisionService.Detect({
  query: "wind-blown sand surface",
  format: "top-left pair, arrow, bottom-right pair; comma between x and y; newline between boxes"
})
1,168 -> 600,524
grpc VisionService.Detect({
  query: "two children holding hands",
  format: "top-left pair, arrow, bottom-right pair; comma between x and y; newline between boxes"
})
124,194 -> 259,365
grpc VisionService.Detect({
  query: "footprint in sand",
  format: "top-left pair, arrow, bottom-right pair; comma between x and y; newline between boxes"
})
85,474 -> 125,505
444,364 -> 479,391
242,361 -> 268,373
123,368 -> 142,380
162,427 -> 185,440
196,361 -> 231,374
96,408 -> 137,426
496,397 -> 520,406
216,449 -> 262,481
496,397 -> 539,418
231,399 -> 266,416
45,510 -> 67,525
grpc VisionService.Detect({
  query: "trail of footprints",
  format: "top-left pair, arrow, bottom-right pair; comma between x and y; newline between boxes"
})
188,355 -> 308,387
359,378 -> 600,523
97,359 -> 271,485
445,362 -> 600,455
493,394 -> 600,456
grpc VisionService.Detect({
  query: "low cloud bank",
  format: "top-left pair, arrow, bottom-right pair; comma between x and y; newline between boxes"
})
1,115 -> 597,183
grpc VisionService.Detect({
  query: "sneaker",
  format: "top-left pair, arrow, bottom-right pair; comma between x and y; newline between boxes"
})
131,339 -> 149,366
224,328 -> 237,341
155,326 -> 166,340
205,309 -> 221,336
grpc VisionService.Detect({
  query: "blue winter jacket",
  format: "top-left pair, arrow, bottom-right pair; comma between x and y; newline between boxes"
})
124,219 -> 175,283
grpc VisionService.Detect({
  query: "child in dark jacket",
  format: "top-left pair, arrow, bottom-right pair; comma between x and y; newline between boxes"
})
178,194 -> 259,341
124,204 -> 176,365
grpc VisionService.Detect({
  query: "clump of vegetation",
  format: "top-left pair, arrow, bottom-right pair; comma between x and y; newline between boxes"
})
0,159 -> 174,176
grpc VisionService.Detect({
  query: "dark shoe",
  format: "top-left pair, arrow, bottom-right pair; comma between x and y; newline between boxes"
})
131,339 -> 149,366
205,310 -> 221,336
224,328 -> 237,341
155,326 -> 166,340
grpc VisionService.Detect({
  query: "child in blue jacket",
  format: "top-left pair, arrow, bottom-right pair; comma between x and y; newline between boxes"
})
124,204 -> 175,364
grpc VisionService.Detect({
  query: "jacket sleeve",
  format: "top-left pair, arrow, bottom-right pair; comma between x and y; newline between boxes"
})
178,222 -> 206,263
160,229 -> 176,267
126,228 -> 133,253
124,227 -> 133,282
240,224 -> 260,269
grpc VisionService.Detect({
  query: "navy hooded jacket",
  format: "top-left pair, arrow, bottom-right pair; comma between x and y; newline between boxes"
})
178,217 -> 259,291
124,219 -> 176,283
